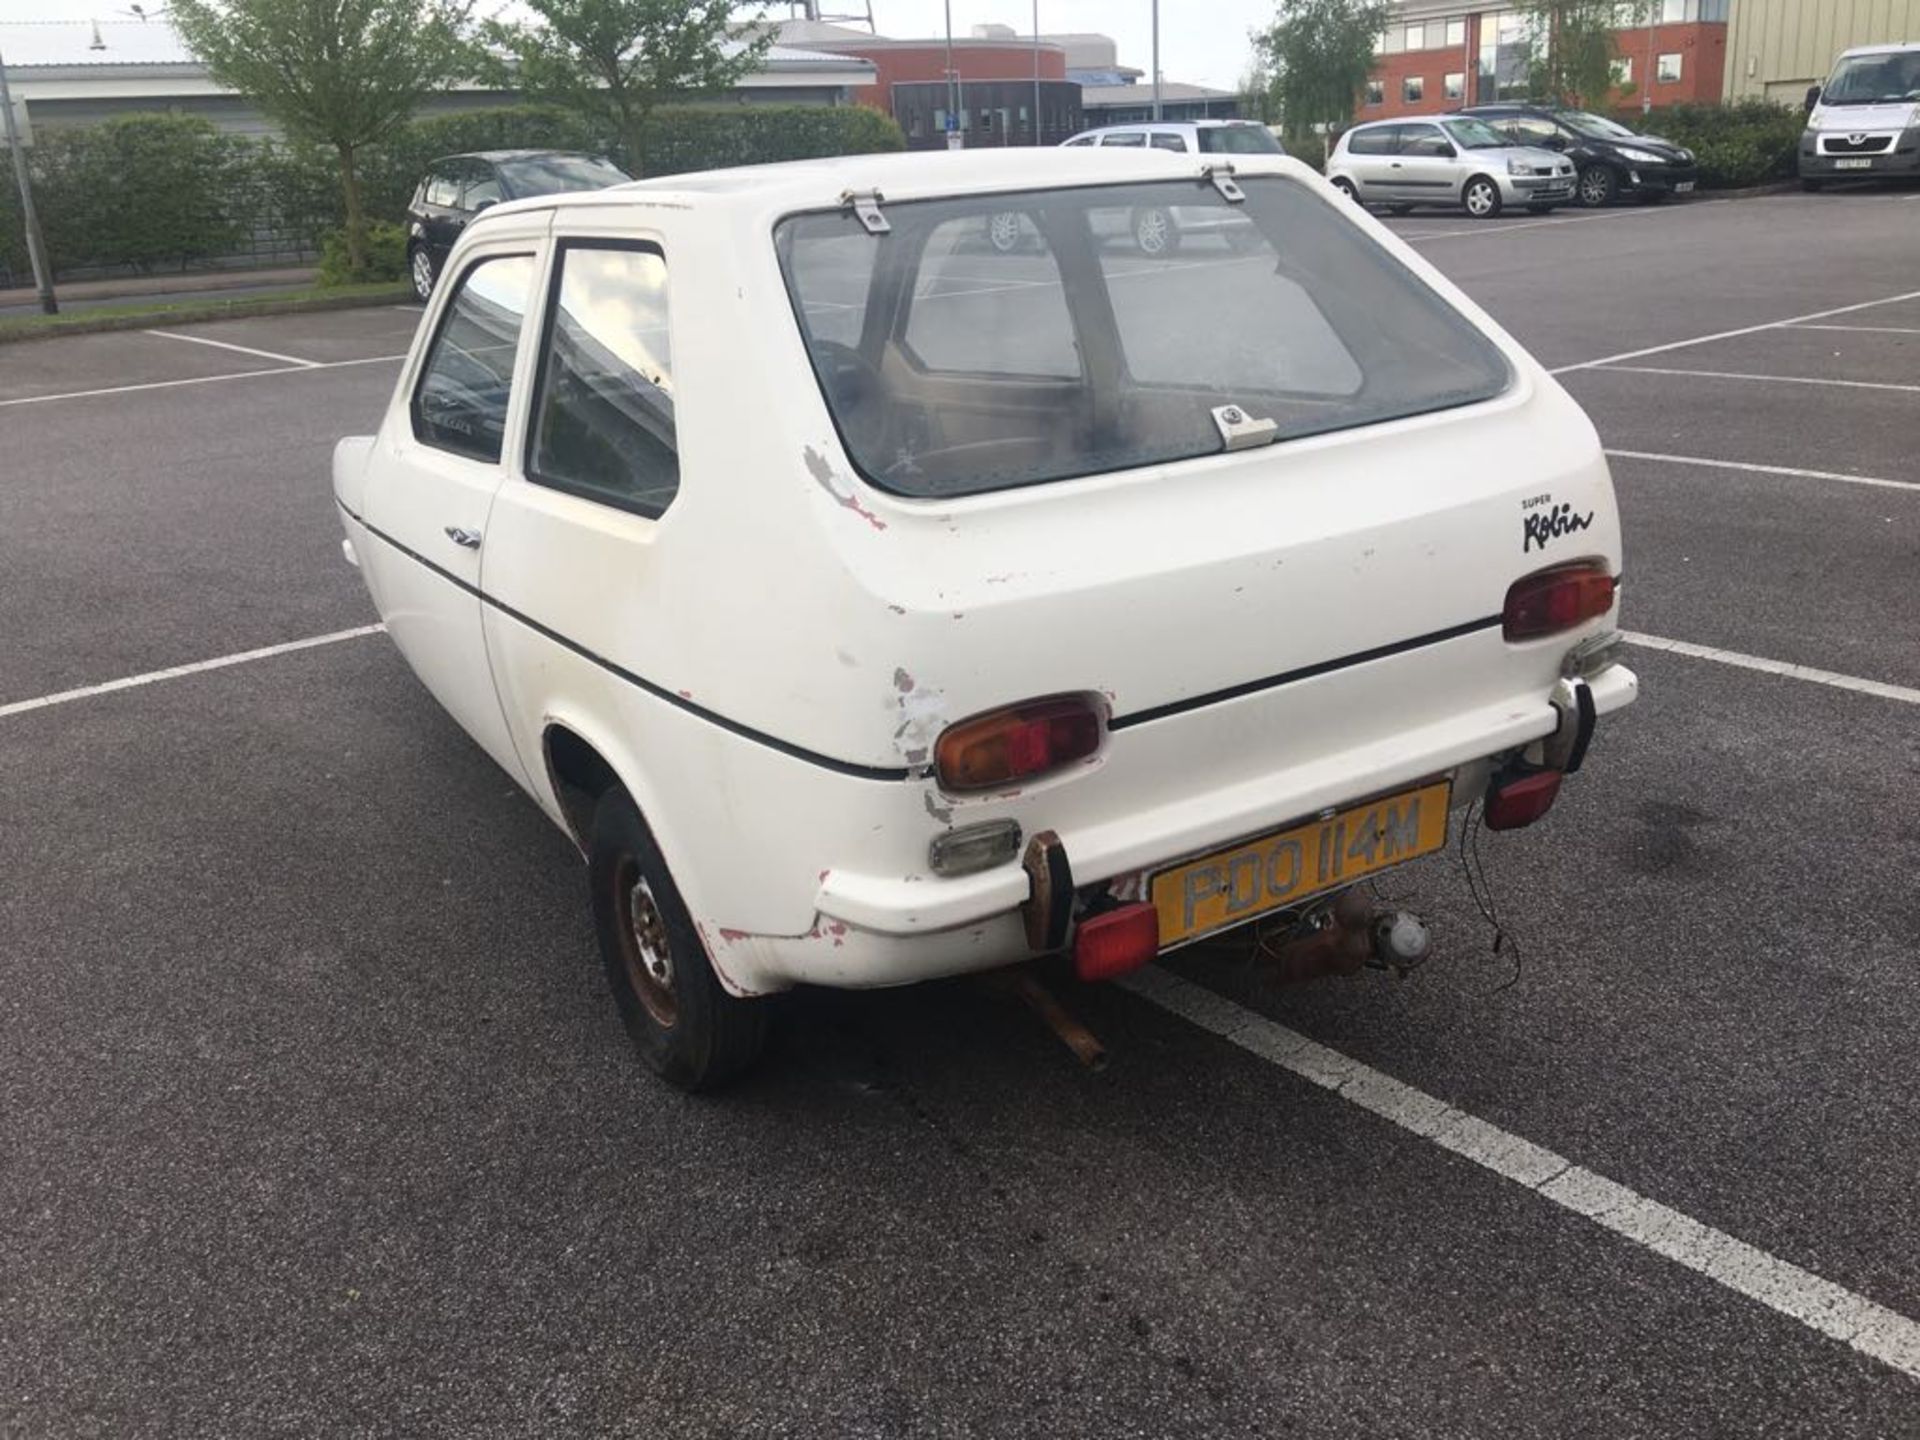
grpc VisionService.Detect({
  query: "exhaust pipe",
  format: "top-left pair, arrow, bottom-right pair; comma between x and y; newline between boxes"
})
1261,891 -> 1434,983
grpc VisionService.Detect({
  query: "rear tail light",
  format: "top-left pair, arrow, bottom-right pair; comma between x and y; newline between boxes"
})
1503,562 -> 1617,642
1072,903 -> 1160,982
1484,768 -> 1563,830
935,696 -> 1103,792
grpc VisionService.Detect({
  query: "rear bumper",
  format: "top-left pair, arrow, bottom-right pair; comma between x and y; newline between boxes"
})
719,661 -> 1638,992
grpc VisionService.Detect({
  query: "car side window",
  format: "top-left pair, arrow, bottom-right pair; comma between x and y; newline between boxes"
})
1101,132 -> 1147,147
1065,136 -> 1096,147
527,243 -> 678,519
1512,116 -> 1559,144
424,169 -> 461,208
464,164 -> 504,210
1401,125 -> 1453,157
1347,126 -> 1397,156
1150,133 -> 1188,152
411,253 -> 537,463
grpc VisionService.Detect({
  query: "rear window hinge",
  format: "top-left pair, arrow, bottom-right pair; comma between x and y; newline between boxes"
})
841,188 -> 891,234
1202,164 -> 1246,203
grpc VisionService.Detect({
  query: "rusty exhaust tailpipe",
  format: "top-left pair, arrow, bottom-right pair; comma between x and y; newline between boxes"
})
984,969 -> 1109,1071
1262,889 -> 1376,985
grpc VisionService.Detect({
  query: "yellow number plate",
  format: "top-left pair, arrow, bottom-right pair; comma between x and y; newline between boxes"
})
1151,781 -> 1452,947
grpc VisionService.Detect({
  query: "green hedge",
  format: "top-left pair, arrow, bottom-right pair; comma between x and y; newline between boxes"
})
643,103 -> 904,176
0,114 -> 252,280
1641,100 -> 1805,189
3,103 -> 904,283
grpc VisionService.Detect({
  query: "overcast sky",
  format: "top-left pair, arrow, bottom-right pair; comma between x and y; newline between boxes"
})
28,0 -> 1276,93
830,1 -> 1275,90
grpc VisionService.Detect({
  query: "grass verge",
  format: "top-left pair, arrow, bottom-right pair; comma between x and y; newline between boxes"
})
0,282 -> 413,343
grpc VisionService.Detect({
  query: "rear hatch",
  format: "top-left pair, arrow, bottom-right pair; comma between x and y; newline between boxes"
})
777,167 -> 1621,865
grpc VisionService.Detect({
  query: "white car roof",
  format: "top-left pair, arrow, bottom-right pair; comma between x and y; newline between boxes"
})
483,148 -> 1308,223
1837,41 -> 1920,57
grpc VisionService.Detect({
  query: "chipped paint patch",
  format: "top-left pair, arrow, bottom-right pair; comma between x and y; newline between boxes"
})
924,790 -> 954,824
717,927 -> 752,944
892,668 -> 947,770
804,445 -> 888,531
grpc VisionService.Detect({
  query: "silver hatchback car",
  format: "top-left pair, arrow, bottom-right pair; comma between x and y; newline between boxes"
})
1326,116 -> 1575,218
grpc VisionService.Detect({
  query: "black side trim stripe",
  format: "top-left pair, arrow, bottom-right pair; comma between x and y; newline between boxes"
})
338,502 -> 914,783
341,502 -> 1503,765
1109,615 -> 1504,731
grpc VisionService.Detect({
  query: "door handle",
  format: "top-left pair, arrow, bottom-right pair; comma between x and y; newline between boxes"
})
444,526 -> 482,550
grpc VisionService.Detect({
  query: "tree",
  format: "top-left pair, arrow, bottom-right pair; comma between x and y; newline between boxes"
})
1255,0 -> 1391,141
1237,61 -> 1279,127
1521,1 -> 1625,108
479,1 -> 773,176
170,0 -> 472,275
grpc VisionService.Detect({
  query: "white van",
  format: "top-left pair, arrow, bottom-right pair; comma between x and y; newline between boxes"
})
1800,42 -> 1920,189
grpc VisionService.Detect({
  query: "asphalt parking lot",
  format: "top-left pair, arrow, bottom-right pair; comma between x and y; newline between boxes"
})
4,185 -> 1918,1436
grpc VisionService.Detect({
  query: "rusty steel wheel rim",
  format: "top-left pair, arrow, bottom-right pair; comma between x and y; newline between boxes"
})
615,857 -> 677,1028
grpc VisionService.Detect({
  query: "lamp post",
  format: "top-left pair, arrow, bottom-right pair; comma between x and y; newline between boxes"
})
1150,0 -> 1162,121
1032,0 -> 1042,146
945,0 -> 962,149
0,46 -> 56,314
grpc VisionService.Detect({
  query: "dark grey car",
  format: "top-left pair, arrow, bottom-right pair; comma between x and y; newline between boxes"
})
405,150 -> 631,301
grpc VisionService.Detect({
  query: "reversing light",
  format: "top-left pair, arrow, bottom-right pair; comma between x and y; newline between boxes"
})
1072,903 -> 1160,982
934,696 -> 1103,793
1503,561 -> 1616,642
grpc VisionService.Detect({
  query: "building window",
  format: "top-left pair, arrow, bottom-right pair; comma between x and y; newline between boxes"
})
1379,28 -> 1404,55
1406,23 -> 1424,50
1366,78 -> 1385,106
1444,72 -> 1465,100
1446,17 -> 1467,47
1403,75 -> 1425,103
1657,52 -> 1683,83
1611,57 -> 1632,87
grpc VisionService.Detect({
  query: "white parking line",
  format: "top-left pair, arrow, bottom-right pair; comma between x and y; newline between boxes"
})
143,328 -> 320,368
0,352 -> 407,409
1787,323 -> 1920,336
1550,287 -> 1920,374
1592,364 -> 1920,394
1621,633 -> 1920,705
1605,449 -> 1920,494
0,625 -> 387,722
1120,966 -> 1920,1381
1396,207 -> 1667,242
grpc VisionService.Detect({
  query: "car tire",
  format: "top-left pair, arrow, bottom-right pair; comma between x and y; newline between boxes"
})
408,244 -> 435,302
986,210 -> 1024,253
1463,176 -> 1503,219
1132,206 -> 1179,257
1330,177 -> 1361,203
588,786 -> 767,1091
1577,164 -> 1619,207
1387,203 -> 1415,215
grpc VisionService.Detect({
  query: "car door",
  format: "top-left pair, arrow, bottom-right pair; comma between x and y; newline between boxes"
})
479,228 -> 686,817
419,164 -> 467,265
1344,125 -> 1402,198
1391,123 -> 1462,203
360,233 -> 545,784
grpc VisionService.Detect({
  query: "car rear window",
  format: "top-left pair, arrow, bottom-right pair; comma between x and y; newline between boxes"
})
775,177 -> 1512,499
498,154 -> 630,196
1196,126 -> 1283,154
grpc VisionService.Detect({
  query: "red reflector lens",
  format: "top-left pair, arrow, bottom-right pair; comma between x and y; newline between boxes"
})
1503,563 -> 1616,642
1484,769 -> 1563,831
935,698 -> 1103,792
1073,903 -> 1160,982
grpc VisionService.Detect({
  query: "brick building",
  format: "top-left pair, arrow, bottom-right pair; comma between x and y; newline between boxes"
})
774,19 -> 1082,149
1363,2 -> 1730,122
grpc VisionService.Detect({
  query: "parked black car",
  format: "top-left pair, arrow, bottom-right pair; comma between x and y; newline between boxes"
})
1454,105 -> 1698,207
405,150 -> 631,300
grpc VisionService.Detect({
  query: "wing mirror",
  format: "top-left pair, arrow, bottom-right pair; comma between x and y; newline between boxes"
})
473,197 -> 499,213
